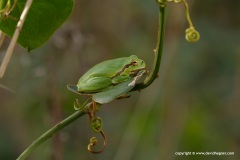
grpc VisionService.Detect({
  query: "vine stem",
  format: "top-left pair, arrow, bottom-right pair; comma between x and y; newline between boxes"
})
0,0 -> 33,78
16,110 -> 87,160
131,3 -> 166,91
113,2 -> 167,160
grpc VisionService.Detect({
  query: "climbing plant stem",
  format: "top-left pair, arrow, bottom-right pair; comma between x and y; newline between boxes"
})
16,110 -> 86,160
0,30 -> 5,48
131,3 -> 166,91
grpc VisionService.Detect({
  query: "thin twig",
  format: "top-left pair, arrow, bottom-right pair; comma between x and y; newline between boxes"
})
16,110 -> 87,160
0,0 -> 33,78
0,83 -> 15,93
0,30 -> 5,48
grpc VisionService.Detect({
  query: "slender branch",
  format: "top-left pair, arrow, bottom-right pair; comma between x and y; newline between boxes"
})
0,1 -> 6,49
16,110 -> 87,160
0,0 -> 33,78
0,83 -> 15,93
131,3 -> 166,91
0,30 -> 5,49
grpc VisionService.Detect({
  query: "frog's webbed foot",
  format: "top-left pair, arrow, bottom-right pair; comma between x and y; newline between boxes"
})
117,94 -> 131,100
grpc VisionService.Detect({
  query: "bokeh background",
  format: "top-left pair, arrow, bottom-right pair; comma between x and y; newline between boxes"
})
0,0 -> 240,160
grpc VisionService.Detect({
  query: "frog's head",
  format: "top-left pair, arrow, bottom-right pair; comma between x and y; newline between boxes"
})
122,55 -> 146,76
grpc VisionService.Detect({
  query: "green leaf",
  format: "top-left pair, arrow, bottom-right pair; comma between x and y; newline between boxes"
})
92,78 -> 135,104
0,0 -> 74,51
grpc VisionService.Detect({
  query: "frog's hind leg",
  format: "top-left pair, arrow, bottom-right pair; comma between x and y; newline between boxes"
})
117,94 -> 131,99
78,77 -> 112,92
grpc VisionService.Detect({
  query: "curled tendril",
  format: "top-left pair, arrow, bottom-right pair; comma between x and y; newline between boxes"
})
0,1 -> 9,15
185,27 -> 200,42
90,117 -> 103,133
88,131 -> 107,154
7,0 -> 18,15
73,98 -> 91,111
165,0 -> 200,42
164,0 -> 182,3
73,99 -> 82,110
82,99 -> 106,154
173,0 -> 182,3
0,0 -> 17,15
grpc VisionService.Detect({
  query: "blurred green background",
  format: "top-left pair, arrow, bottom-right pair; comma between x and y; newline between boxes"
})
0,0 -> 240,160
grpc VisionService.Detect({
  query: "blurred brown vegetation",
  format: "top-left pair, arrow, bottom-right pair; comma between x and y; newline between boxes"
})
0,0 -> 240,160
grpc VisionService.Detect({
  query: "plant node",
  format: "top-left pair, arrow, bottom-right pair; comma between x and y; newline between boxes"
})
156,0 -> 167,6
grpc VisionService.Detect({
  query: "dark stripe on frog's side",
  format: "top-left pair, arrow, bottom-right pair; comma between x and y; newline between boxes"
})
113,63 -> 133,77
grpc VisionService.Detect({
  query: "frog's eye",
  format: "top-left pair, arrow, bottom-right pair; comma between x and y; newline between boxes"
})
132,61 -> 138,66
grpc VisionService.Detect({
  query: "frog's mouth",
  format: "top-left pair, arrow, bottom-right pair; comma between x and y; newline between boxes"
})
130,68 -> 147,76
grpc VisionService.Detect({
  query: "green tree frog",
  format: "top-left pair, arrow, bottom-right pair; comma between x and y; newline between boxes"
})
77,55 -> 146,93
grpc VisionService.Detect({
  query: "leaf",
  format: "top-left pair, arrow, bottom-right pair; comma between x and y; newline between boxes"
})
92,78 -> 135,104
0,0 -> 74,51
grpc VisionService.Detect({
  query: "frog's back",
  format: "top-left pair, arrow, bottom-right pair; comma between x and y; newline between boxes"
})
79,56 -> 133,82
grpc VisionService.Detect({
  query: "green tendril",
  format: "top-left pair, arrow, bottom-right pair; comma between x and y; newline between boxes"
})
0,0 -> 18,20
173,0 -> 182,3
88,137 -> 98,146
90,117 -> 103,133
73,98 -> 91,111
73,99 -> 82,110
164,0 -> 200,42
0,0 -> 10,13
185,27 -> 200,42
